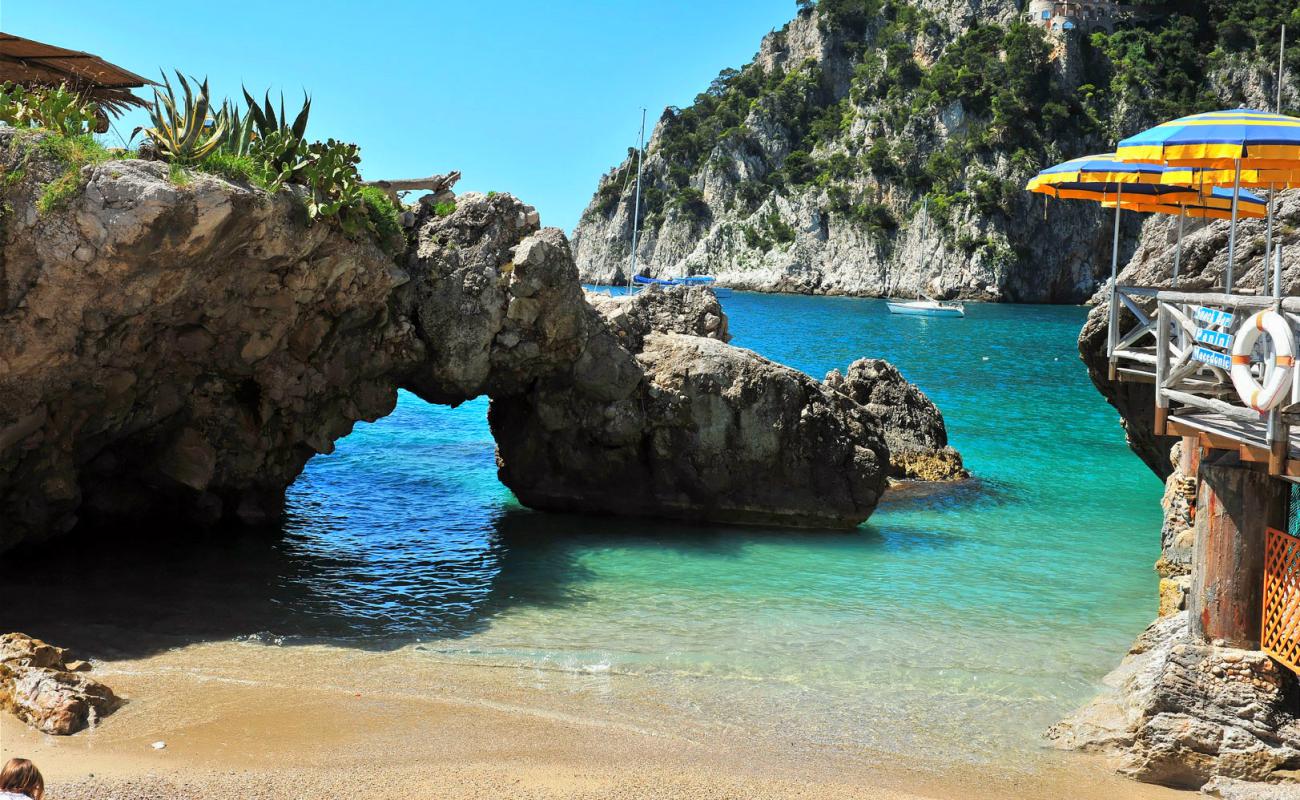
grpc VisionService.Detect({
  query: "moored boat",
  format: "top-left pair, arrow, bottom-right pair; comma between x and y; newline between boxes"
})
886,298 -> 965,317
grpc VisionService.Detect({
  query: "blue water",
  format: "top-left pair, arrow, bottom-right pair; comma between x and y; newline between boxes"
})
0,293 -> 1164,763
281,293 -> 1163,759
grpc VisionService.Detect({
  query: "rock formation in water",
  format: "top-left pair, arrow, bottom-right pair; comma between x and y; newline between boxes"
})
824,358 -> 966,481
571,2 -> 1297,302
0,633 -> 119,735
0,128 -> 964,552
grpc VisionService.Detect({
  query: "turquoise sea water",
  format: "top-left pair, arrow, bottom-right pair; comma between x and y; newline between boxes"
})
284,293 -> 1164,760
0,293 -> 1164,764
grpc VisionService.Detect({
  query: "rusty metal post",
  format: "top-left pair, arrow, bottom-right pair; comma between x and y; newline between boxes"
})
1190,458 -> 1288,648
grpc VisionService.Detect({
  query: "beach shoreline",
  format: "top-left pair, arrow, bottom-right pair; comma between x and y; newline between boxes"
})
1,640 -> 1186,800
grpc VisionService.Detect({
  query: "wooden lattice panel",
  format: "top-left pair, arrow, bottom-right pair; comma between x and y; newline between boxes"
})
1263,527 -> 1300,674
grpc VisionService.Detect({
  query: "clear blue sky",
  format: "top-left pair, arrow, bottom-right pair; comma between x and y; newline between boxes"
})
4,0 -> 796,232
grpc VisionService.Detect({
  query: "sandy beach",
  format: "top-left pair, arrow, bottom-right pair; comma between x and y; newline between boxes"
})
0,641 -> 1187,800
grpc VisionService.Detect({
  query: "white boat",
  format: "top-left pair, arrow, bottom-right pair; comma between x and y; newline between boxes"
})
885,198 -> 963,318
886,298 -> 965,317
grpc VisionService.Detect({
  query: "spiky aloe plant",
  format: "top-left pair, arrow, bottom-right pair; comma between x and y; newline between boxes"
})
136,72 -> 226,164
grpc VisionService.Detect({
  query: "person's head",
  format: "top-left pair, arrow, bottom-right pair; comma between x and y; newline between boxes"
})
0,758 -> 43,800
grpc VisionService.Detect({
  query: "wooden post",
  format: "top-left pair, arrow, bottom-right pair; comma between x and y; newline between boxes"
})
1180,435 -> 1201,475
1189,458 -> 1288,648
1155,301 -> 1170,436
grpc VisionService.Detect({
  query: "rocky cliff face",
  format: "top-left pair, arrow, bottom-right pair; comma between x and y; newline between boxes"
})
0,129 -> 962,552
572,1 -> 1299,302
0,132 -> 417,545
572,1 -> 1119,302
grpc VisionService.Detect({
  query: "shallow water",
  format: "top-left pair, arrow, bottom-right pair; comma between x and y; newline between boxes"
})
0,293 -> 1162,764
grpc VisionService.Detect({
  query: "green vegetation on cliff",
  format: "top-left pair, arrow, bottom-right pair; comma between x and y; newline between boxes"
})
590,0 -> 1300,253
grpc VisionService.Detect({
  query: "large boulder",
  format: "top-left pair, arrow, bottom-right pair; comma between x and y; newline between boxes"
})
824,358 -> 967,481
0,633 -> 120,735
1048,613 -> 1300,789
492,330 -> 889,528
586,284 -> 730,352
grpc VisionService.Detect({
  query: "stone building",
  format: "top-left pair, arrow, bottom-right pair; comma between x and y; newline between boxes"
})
1026,1 -> 1119,35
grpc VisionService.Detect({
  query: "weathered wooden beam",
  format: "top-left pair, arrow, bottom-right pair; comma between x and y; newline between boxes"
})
1117,368 -> 1156,384
1189,460 -> 1287,648
1163,389 -> 1262,422
362,171 -> 462,205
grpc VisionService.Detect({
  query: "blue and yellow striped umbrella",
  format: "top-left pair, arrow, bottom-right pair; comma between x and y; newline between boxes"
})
1117,109 -> 1300,293
1103,186 -> 1268,220
1026,154 -> 1205,203
1160,165 -> 1300,190
1117,108 -> 1300,169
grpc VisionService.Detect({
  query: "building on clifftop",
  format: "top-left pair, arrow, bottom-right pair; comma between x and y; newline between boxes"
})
1026,2 -> 1168,37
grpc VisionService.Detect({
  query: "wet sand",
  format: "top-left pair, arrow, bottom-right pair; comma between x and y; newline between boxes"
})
0,641 -> 1189,800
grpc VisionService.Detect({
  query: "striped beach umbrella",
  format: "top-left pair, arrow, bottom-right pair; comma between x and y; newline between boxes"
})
1026,155 -> 1239,295
1116,109 -> 1300,169
1026,155 -> 1268,365
1102,186 -> 1268,285
1118,109 -> 1300,292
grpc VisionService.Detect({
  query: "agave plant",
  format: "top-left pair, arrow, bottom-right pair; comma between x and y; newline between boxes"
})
135,72 -> 226,164
215,99 -> 257,156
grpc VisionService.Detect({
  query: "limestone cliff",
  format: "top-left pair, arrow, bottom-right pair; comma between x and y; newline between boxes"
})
572,1 -> 1299,302
0,128 -> 963,552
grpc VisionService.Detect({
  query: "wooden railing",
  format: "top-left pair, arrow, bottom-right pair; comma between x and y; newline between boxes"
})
1148,289 -> 1300,474
1107,284 -> 1163,381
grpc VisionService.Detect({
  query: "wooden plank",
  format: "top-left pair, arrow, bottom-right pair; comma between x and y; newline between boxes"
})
1117,369 -> 1156,384
1157,290 -> 1278,309
1164,389 -> 1262,422
1116,350 -> 1158,366
1156,302 -> 1170,436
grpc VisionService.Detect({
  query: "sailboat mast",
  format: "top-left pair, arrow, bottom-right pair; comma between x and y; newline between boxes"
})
628,108 -> 647,292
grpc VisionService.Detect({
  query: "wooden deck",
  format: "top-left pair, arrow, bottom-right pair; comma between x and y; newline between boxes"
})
1167,412 -> 1300,478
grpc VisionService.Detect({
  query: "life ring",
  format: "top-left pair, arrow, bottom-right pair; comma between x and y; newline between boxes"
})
1230,310 -> 1296,412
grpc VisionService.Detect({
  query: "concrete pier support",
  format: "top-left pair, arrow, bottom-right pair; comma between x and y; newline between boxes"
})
1190,457 -> 1288,648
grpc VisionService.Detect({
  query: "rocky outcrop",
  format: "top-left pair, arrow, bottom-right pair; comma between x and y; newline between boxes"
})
0,633 -> 119,735
0,129 -> 966,550
1048,613 -> 1300,789
492,323 -> 890,528
0,129 -> 418,548
586,284 -> 730,351
824,358 -> 966,481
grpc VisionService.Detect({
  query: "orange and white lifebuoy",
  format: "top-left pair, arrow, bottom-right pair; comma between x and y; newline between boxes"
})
1230,310 -> 1296,412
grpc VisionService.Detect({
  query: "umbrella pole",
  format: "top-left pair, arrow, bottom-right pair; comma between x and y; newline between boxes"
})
1265,182 -> 1275,288
1108,185 -> 1122,378
1174,205 -> 1186,286
1275,239 -> 1284,300
1226,159 -> 1241,293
